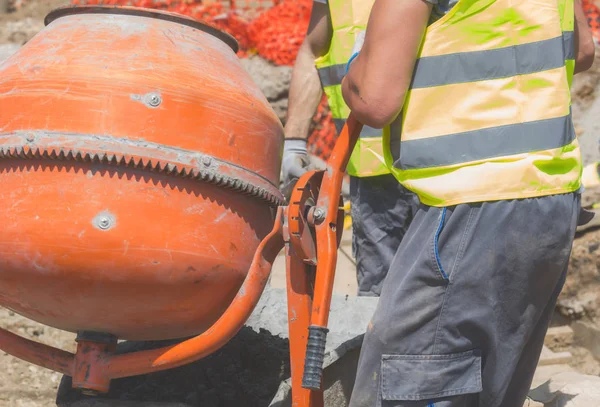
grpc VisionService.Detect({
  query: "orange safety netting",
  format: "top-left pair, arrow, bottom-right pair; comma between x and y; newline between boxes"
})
584,0 -> 600,44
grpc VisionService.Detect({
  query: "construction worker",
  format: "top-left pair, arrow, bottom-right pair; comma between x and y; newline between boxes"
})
342,0 -> 595,406
281,0 -> 420,296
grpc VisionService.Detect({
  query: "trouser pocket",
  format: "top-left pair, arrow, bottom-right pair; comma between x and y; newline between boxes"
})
380,350 -> 482,406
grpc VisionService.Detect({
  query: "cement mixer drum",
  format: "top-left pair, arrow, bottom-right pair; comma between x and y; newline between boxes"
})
0,6 -> 284,341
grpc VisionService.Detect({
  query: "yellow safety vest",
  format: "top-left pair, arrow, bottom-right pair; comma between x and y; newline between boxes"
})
315,0 -> 389,178
383,0 -> 581,207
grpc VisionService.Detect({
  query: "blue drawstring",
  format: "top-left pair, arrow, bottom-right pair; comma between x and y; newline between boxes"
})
346,52 -> 360,74
434,207 -> 449,280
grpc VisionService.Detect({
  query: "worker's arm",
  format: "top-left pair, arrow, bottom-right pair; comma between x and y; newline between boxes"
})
574,0 -> 595,74
341,0 -> 432,129
281,1 -> 332,187
284,2 -> 332,141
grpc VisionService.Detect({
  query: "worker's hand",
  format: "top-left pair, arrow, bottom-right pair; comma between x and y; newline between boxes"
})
281,139 -> 310,197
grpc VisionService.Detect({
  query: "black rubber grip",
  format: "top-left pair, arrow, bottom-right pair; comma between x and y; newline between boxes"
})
301,325 -> 329,390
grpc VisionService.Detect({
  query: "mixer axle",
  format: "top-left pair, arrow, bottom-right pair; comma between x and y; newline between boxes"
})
73,335 -> 118,394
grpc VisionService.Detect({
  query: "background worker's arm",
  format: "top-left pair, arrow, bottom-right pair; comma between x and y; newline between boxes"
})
574,0 -> 595,74
285,1 -> 331,141
281,2 -> 332,187
341,0 -> 432,129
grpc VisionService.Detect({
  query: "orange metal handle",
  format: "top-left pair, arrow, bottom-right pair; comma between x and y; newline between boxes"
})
301,115 -> 363,390
0,207 -> 285,393
312,114 -> 362,328
0,325 -> 75,376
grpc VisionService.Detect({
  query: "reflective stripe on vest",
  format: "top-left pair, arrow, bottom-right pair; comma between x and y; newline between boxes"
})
316,33 -> 575,89
382,0 -> 580,207
315,0 -> 389,178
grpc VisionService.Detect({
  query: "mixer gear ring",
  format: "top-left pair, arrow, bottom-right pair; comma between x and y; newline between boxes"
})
0,132 -> 285,207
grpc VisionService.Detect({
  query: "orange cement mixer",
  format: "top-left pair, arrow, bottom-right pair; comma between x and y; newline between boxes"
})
0,6 -> 362,407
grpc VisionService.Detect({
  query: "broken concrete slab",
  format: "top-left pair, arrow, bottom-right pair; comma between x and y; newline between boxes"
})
522,399 -> 544,407
545,326 -> 575,349
538,345 -> 573,366
268,347 -> 361,407
572,320 -> 600,360
255,288 -> 377,407
531,364 -> 576,389
529,371 -> 600,406
248,286 -> 377,368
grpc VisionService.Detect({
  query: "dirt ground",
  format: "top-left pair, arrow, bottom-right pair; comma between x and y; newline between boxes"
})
1,1 -> 600,406
0,0 -> 66,44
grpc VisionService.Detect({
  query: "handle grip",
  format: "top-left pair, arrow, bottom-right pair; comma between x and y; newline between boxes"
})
301,325 -> 329,390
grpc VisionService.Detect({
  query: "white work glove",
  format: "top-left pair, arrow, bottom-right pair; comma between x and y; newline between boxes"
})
281,139 -> 310,188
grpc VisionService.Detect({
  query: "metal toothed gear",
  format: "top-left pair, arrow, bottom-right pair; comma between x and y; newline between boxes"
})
0,145 -> 285,207
288,170 -> 324,265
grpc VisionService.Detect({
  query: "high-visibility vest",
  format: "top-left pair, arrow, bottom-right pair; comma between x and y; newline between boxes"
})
383,0 -> 581,207
315,0 -> 389,178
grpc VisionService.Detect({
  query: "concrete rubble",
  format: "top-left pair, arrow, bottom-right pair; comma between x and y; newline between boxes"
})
247,287 -> 378,407
572,321 -> 600,362
529,372 -> 600,407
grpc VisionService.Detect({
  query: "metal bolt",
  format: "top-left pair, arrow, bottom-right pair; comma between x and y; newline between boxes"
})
98,217 -> 111,230
147,94 -> 162,107
313,208 -> 325,222
26,135 -> 34,143
202,156 -> 212,166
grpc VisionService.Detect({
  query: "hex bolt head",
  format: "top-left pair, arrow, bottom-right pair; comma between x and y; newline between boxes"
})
93,212 -> 116,231
98,217 -> 111,230
202,156 -> 212,166
313,208 -> 325,222
147,93 -> 162,107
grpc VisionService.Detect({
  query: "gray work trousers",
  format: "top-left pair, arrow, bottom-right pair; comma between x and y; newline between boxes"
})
348,193 -> 580,407
351,175 -> 419,296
